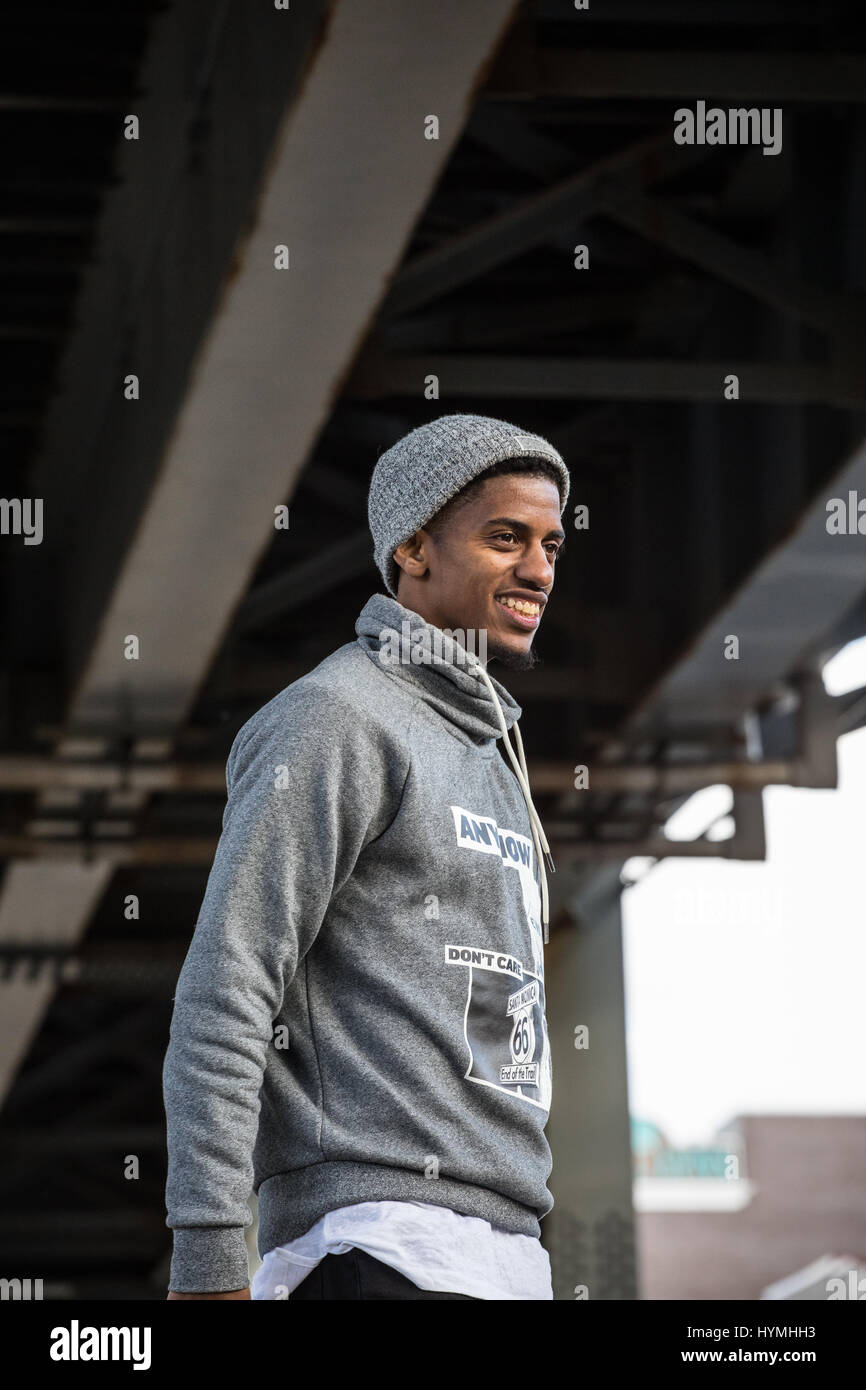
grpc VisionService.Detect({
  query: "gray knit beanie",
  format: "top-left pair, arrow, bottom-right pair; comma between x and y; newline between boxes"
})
368,413 -> 570,598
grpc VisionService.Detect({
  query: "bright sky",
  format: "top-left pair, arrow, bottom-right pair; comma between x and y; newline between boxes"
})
621,643 -> 866,1149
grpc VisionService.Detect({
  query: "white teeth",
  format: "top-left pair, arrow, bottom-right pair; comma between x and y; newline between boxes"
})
498,596 -> 540,615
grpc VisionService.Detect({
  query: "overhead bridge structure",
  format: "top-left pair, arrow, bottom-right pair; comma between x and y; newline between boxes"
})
1,0 -> 864,1298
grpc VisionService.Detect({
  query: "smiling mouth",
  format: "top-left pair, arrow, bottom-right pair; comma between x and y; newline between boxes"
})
494,595 -> 541,629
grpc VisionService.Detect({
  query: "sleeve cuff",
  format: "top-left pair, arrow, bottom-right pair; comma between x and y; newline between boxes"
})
168,1227 -> 251,1294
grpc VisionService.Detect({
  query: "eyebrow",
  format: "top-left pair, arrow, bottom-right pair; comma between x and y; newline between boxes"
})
483,516 -> 566,543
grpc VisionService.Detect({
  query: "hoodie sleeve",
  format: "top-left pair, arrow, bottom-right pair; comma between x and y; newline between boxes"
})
162,682 -> 408,1293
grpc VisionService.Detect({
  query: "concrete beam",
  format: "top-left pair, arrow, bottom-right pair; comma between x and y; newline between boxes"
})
0,862 -> 112,1101
623,437 -> 866,732
0,0 -> 523,1111
66,0 -> 522,738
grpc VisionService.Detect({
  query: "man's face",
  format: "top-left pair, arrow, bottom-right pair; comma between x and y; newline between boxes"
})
393,474 -> 565,671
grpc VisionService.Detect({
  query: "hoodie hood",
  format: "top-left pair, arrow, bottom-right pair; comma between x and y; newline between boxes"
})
355,592 -> 523,746
355,592 -> 556,939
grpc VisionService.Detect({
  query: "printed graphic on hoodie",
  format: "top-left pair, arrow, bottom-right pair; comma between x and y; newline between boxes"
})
445,806 -> 552,1112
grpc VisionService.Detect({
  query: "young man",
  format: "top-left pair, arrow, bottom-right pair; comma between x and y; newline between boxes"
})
163,412 -> 570,1300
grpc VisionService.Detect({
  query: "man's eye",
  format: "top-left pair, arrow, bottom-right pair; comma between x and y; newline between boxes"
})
493,533 -> 561,556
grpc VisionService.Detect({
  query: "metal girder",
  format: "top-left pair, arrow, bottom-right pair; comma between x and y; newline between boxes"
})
465,101 -> 575,181
526,755 -> 828,796
379,134 -> 709,319
837,685 -> 866,737
488,49 -> 866,103
346,353 -> 853,405
299,461 -> 371,517
0,1126 -> 165,1154
6,1003 -> 158,1110
0,757 -> 227,793
0,949 -> 182,994
236,532 -> 375,633
457,105 -> 762,360
0,836 -> 208,864
0,1211 -> 165,1244
551,837 -> 765,863
534,0 -> 821,21
472,96 -> 790,226
599,192 -> 842,335
380,291 -> 640,352
0,96 -> 123,111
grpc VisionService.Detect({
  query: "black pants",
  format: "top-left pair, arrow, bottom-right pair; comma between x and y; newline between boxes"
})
287,1246 -> 480,1300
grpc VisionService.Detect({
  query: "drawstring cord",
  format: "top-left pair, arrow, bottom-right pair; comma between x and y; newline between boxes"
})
469,658 -> 555,944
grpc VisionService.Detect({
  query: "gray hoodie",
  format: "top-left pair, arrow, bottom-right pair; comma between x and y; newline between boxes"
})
163,592 -> 555,1294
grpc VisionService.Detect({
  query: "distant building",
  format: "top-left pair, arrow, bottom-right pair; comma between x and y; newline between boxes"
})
633,1115 -> 866,1300
632,1116 -> 754,1213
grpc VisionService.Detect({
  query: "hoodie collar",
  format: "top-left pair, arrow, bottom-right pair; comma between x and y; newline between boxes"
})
355,591 -> 555,941
355,592 -> 522,746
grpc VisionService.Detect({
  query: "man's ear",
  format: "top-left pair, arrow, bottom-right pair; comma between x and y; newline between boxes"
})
393,529 -> 431,581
